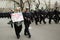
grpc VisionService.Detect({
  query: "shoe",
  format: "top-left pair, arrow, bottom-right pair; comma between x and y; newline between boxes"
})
36,23 -> 38,25
17,35 -> 20,39
24,33 -> 28,36
39,22 -> 41,24
44,22 -> 46,24
49,23 -> 51,24
28,35 -> 31,38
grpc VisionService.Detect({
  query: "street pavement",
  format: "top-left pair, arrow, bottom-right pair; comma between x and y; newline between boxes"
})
0,18 -> 60,40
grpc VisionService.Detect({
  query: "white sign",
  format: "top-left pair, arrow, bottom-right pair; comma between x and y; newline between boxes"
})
11,12 -> 24,22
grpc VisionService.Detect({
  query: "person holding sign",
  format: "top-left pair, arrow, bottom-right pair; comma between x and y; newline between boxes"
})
11,7 -> 23,39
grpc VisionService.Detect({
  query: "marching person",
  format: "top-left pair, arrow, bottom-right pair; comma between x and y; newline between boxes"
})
23,8 -> 31,38
54,8 -> 59,24
39,9 -> 46,24
34,10 -> 39,25
47,10 -> 54,24
11,7 -> 23,39
8,9 -> 14,28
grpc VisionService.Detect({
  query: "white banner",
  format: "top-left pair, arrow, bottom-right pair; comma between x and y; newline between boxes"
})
11,12 -> 24,22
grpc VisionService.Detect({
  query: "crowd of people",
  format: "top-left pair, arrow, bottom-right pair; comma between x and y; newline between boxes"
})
0,8 -> 60,24
30,8 -> 60,25
10,7 -> 60,39
11,7 -> 31,39
0,7 -> 60,39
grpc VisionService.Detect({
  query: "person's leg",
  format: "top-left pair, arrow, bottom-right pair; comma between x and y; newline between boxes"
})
35,18 -> 38,25
18,25 -> 22,37
11,23 -> 13,28
39,18 -> 42,24
54,18 -> 58,24
43,18 -> 46,24
26,24 -> 31,38
24,24 -> 27,35
14,24 -> 20,39
56,18 -> 59,24
49,18 -> 51,24
18,25 -> 22,33
24,24 -> 31,38
36,20 -> 38,25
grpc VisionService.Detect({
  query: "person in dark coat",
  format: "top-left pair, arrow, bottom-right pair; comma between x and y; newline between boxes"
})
58,12 -> 60,22
23,8 -> 31,38
34,10 -> 39,25
30,10 -> 34,22
46,9 -> 54,24
39,9 -> 46,24
53,9 -> 59,24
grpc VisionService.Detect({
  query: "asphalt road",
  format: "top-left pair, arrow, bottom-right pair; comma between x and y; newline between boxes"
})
0,18 -> 60,40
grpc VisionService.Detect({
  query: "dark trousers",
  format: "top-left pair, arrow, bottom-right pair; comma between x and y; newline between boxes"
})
40,18 -> 46,24
14,24 -> 22,37
53,18 -> 59,24
35,18 -> 39,25
53,16 -> 59,24
11,23 -> 13,28
24,24 -> 31,36
58,17 -> 60,22
10,20 -> 13,28
49,18 -> 52,24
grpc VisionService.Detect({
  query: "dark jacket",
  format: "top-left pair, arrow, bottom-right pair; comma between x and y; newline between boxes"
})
23,12 -> 31,25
